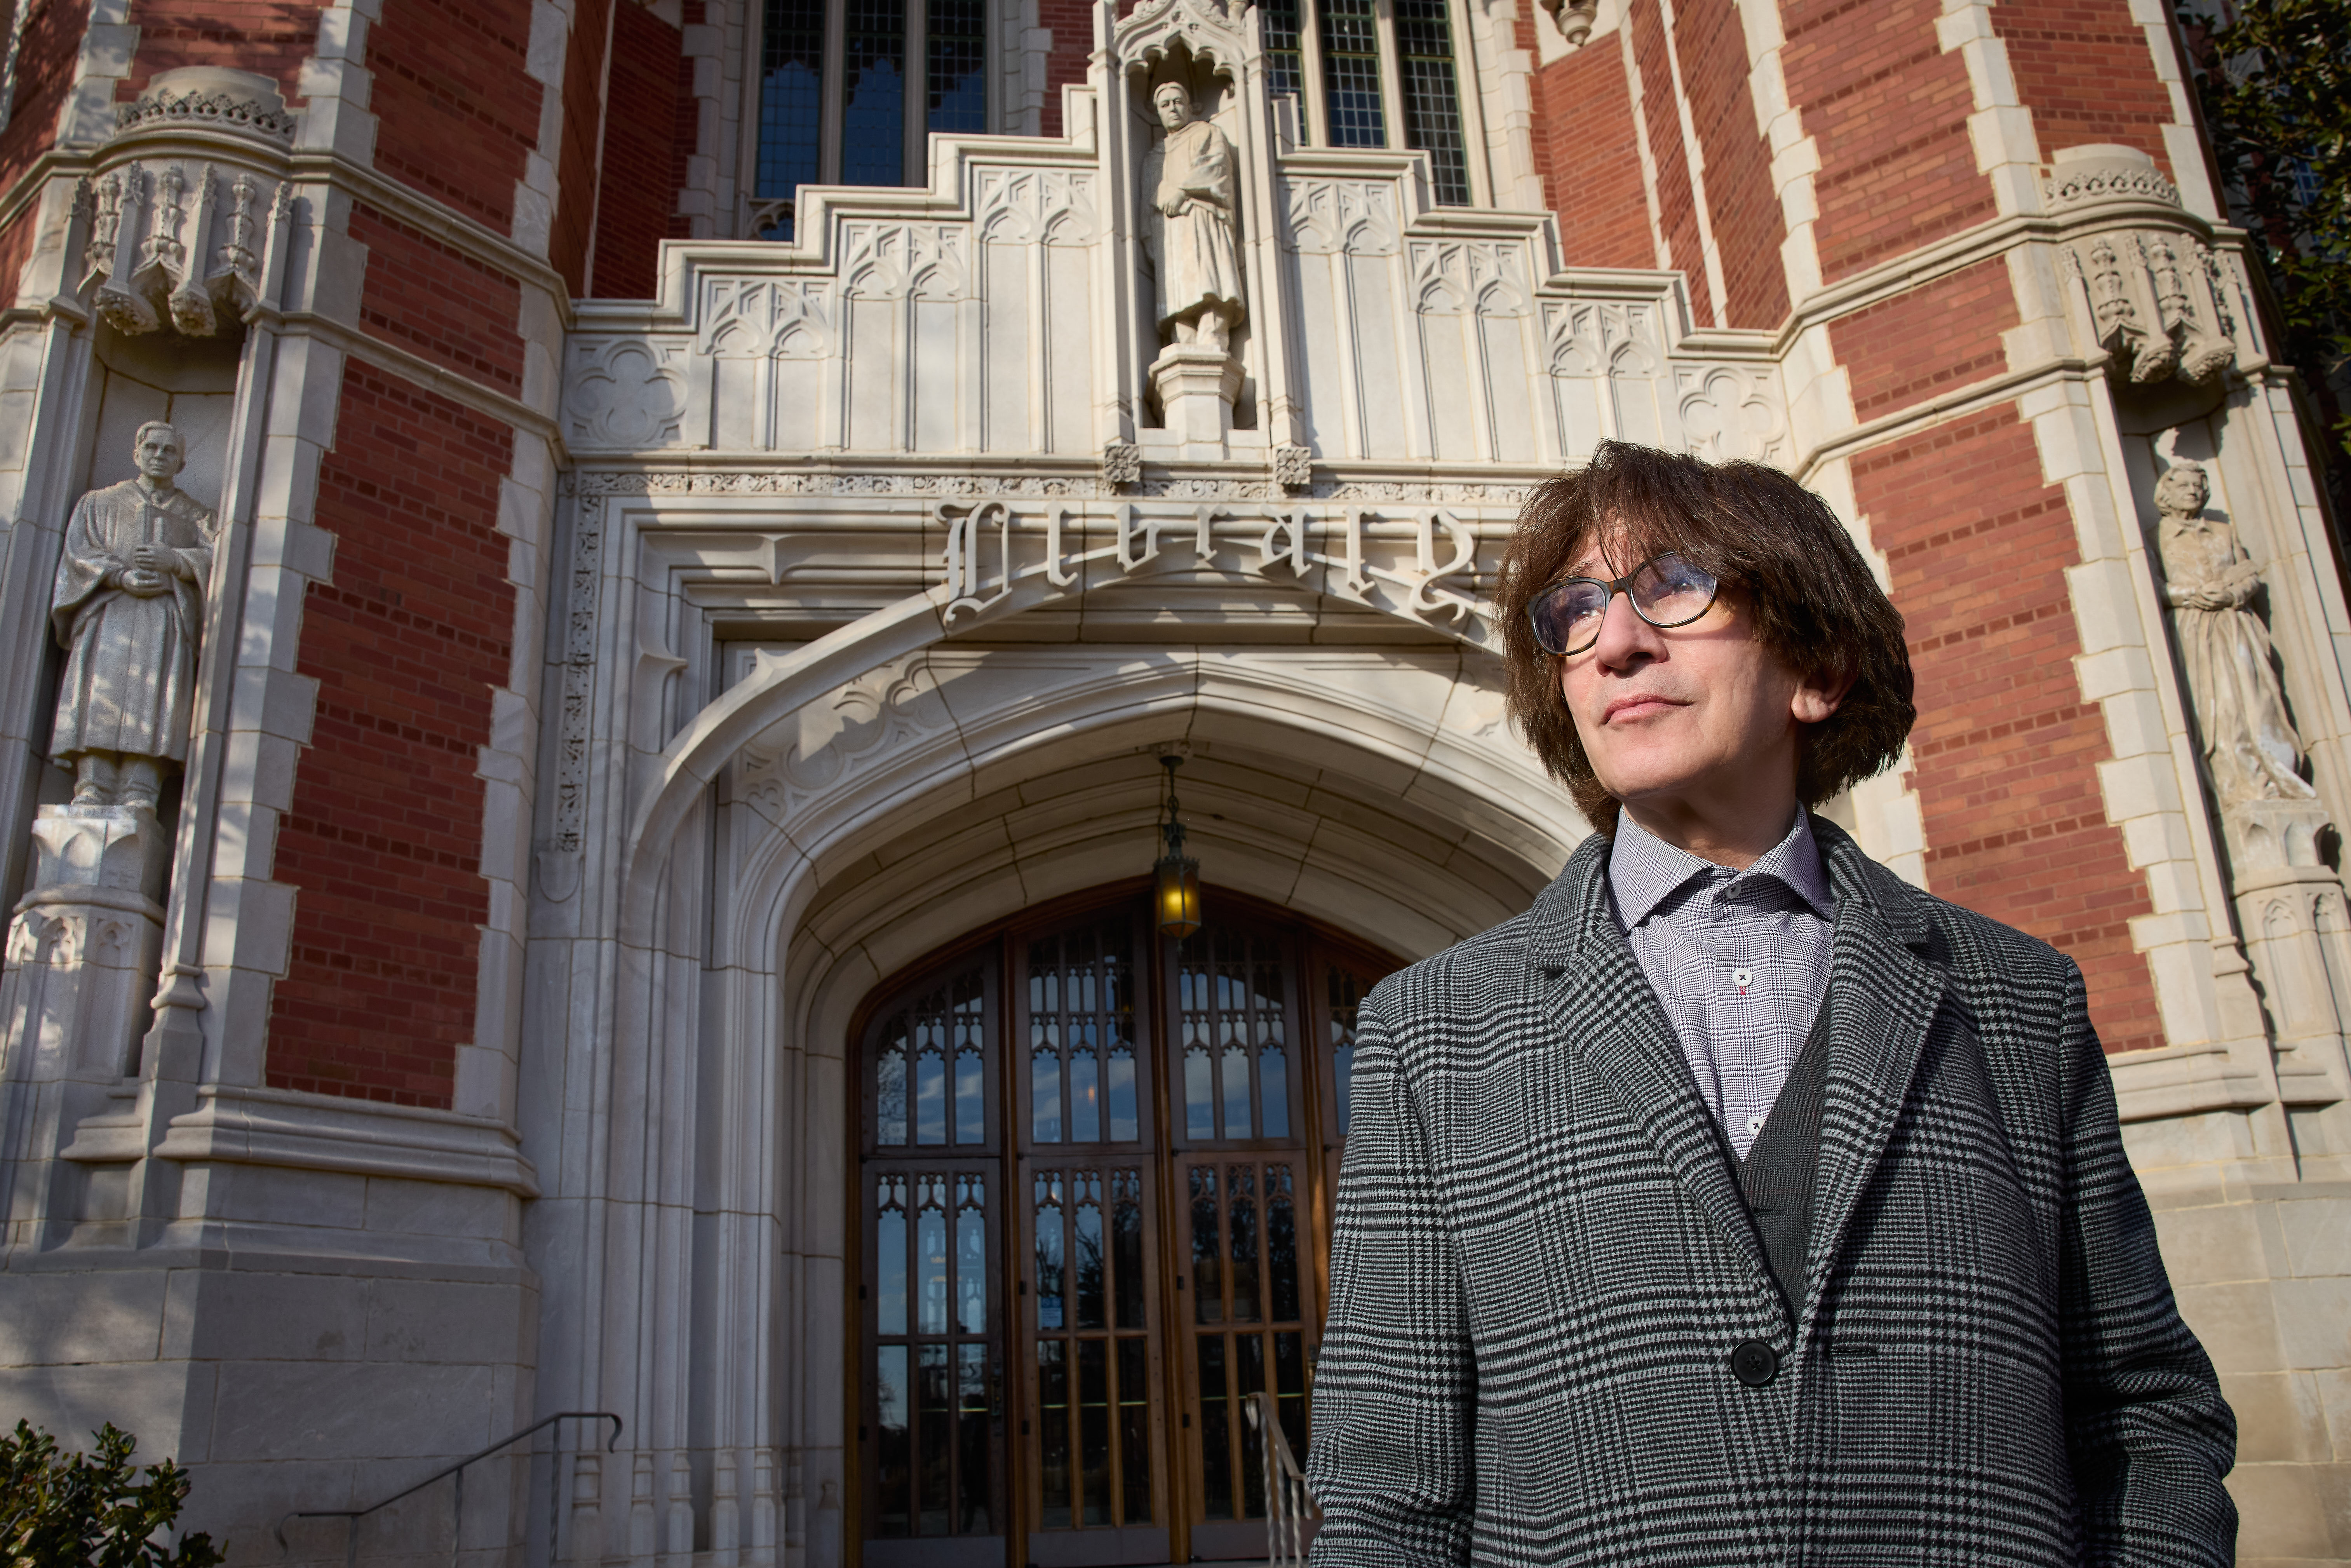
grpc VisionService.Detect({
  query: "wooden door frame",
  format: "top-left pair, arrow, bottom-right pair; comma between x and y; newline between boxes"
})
841,881 -> 1407,1568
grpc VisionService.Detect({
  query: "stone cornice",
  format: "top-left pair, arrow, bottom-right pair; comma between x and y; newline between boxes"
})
0,143 -> 576,328
275,310 -> 568,450
1770,200 -> 2250,355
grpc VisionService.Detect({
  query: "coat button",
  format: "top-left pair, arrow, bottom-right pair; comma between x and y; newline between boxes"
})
1730,1340 -> 1778,1387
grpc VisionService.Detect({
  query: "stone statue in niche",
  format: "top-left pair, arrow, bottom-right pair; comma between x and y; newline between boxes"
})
1142,80 -> 1243,354
2154,457 -> 2315,807
49,421 -> 218,810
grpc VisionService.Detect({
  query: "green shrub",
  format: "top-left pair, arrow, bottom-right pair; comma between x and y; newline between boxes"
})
0,1421 -> 223,1568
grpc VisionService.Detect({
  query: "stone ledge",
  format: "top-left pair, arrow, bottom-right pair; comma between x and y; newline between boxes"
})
2107,1037 -> 2274,1121
141,1085 -> 540,1196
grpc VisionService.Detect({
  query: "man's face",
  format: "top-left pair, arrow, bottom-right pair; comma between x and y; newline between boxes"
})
1557,532 -> 1839,818
1156,87 -> 1191,130
136,428 -> 185,482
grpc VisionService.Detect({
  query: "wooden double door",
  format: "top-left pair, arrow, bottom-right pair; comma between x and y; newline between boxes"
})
853,887 -> 1395,1568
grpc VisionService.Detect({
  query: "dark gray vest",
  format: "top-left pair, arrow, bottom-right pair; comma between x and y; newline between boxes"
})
1735,996 -> 1830,1318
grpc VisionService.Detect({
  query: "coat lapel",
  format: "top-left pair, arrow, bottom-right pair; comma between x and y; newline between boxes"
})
1805,820 -> 1945,1316
1525,842 -> 1768,1279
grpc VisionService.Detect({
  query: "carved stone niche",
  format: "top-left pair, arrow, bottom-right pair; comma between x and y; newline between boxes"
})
81,66 -> 295,338
2048,145 -> 2240,390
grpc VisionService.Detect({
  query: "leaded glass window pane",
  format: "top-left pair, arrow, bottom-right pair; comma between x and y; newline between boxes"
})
1261,0 -> 1305,108
1035,1163 -> 1154,1530
843,0 -> 908,185
1177,927 -> 1292,1139
929,0 -> 987,132
757,0 -> 826,237
1030,921 -> 1141,1145
1395,0 -> 1469,202
1317,0 -> 1386,147
871,1165 -> 994,1537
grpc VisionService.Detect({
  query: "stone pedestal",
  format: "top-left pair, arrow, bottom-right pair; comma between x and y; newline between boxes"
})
2221,800 -> 2351,1107
1149,344 -> 1243,453
1,806 -> 170,1086
0,807 -> 170,1249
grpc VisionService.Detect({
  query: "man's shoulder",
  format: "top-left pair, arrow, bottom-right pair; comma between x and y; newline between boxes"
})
1363,909 -> 1545,1023
1821,819 -> 2076,991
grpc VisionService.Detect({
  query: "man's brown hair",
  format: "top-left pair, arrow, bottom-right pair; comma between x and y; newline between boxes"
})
1496,441 -> 1916,833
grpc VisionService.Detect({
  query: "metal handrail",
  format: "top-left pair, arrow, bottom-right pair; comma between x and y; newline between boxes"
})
275,1410 -> 621,1567
1243,1390 -> 1316,1568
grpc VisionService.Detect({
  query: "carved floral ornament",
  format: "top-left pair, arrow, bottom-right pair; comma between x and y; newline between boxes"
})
2062,226 -> 2241,387
2043,144 -> 2247,389
75,158 -> 289,336
1113,0 -> 1249,78
67,68 -> 301,338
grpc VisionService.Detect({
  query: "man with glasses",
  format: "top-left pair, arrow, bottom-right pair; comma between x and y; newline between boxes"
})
1305,442 -> 2236,1565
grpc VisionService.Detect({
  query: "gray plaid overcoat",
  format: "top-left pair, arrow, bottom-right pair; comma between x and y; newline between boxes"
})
1306,818 -> 2236,1566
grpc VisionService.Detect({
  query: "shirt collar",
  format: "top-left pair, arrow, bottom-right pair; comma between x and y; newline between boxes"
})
1607,807 -> 1836,928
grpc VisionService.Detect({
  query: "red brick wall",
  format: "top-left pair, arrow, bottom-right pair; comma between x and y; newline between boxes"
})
366,0 -> 542,233
1040,0 -> 1089,139
1829,258 -> 2014,420
0,0 -> 91,194
1530,35 -> 1653,270
1858,407 -> 2165,1055
1674,0 -> 1788,327
550,0 -> 614,295
348,204 -> 526,394
266,364 -> 516,1107
1627,0 -> 1712,322
120,0 -> 322,104
1994,0 -> 2175,173
593,0 -> 683,296
0,204 -> 36,313
1782,0 -> 1992,283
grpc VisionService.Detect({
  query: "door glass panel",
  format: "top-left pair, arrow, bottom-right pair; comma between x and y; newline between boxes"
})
1267,1166 -> 1300,1322
1177,929 -> 1295,1141
878,1023 -> 910,1146
1030,922 -> 1141,1147
1257,957 -> 1290,1138
1113,1170 -> 1145,1330
877,1344 -> 911,1535
1033,1162 -> 1156,1533
1184,1157 -> 1313,1531
1197,1335 -> 1232,1519
1078,1340 -> 1110,1524
1039,1340 -> 1070,1528
958,1344 -> 993,1529
1036,1174 -> 1066,1329
878,1174 -> 909,1334
869,1163 -> 996,1540
863,954 -> 999,1547
1190,1167 -> 1223,1324
1227,1167 -> 1260,1324
1119,1338 -> 1151,1520
874,967 -> 989,1150
1327,968 -> 1366,1135
1074,1173 -> 1106,1329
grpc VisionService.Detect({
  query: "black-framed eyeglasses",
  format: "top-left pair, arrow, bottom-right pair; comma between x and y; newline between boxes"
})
1527,551 -> 1720,656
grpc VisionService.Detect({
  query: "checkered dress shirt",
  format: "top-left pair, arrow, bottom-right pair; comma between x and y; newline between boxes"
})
1608,808 -> 1835,1158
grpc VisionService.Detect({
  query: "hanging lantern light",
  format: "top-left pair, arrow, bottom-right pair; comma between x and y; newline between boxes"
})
1153,755 -> 1202,939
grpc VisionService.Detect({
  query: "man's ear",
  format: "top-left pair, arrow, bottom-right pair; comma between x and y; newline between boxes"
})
1791,661 -> 1856,725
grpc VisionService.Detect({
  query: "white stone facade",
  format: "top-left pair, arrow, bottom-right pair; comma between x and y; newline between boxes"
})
0,2 -> 2346,1564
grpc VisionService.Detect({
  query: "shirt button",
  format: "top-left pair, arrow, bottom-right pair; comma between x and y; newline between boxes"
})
1731,967 -> 1753,989
1730,1340 -> 1779,1387
1745,1113 -> 1766,1138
